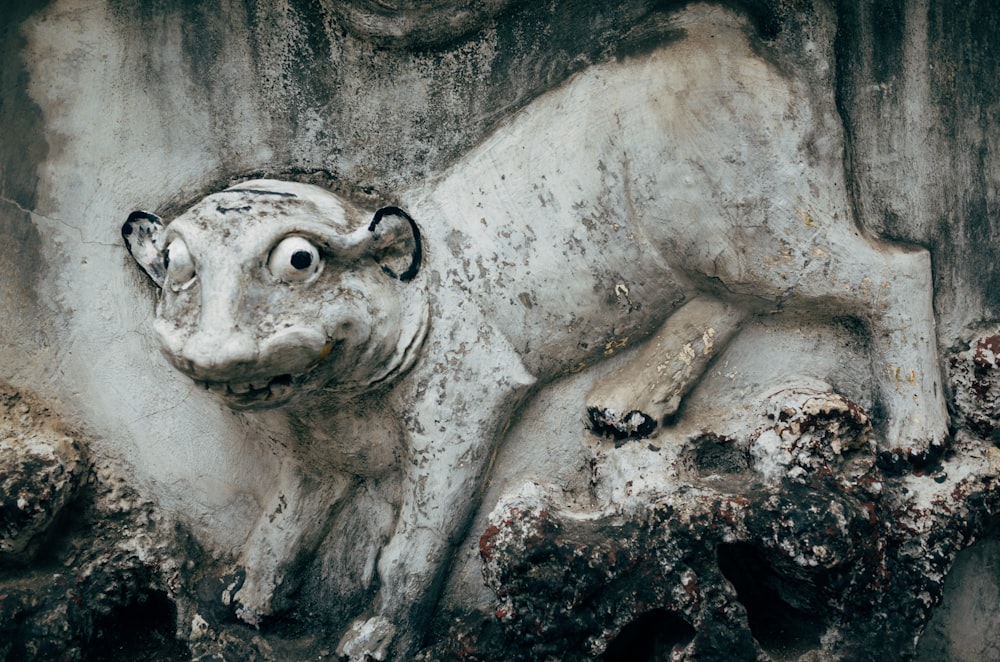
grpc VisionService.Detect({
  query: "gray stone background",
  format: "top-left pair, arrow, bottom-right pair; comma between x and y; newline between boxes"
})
2,0 -> 999,659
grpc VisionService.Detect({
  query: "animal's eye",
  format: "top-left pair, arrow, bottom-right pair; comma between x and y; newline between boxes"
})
269,236 -> 321,282
164,237 -> 196,289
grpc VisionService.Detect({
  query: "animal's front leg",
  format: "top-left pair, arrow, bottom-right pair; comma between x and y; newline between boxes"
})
335,444 -> 505,660
586,296 -> 745,438
337,339 -> 536,660
231,460 -> 349,626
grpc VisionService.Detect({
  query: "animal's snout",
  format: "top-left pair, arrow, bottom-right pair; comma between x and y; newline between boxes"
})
176,329 -> 260,381
258,327 -> 332,375
164,324 -> 331,383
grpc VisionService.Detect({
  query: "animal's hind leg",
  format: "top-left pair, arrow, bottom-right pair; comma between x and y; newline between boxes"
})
586,296 -> 745,438
785,238 -> 948,452
863,246 -> 949,451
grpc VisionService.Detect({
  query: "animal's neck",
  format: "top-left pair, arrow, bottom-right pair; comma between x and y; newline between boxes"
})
276,389 -> 405,479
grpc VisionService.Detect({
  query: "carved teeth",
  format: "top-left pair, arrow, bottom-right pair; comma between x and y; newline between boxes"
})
195,375 -> 297,403
226,380 -> 283,398
270,381 -> 292,401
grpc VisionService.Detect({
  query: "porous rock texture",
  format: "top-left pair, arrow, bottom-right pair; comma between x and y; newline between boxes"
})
0,383 -> 184,660
2,0 -> 1000,660
464,392 -> 1000,661
0,384 -> 87,562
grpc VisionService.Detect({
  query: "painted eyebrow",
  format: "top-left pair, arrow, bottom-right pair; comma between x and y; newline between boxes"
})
224,189 -> 298,198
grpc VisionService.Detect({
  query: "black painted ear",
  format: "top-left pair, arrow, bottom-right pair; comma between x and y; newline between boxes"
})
368,206 -> 422,282
122,210 -> 166,288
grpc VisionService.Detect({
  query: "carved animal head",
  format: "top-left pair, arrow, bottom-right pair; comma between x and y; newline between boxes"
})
123,179 -> 427,410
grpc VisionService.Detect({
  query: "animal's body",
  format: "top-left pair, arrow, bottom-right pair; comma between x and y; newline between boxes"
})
123,7 -> 947,658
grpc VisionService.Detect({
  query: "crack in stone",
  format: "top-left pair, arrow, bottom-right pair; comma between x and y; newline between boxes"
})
0,194 -> 118,247
123,388 -> 194,426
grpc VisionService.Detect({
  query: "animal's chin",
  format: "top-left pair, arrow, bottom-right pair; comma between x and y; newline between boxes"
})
195,374 -> 299,411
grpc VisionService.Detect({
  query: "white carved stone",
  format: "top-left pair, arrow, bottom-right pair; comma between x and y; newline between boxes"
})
119,7 -> 949,657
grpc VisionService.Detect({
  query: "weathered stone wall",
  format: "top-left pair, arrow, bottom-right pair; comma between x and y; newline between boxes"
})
837,0 -> 1000,339
2,1 -> 1000,659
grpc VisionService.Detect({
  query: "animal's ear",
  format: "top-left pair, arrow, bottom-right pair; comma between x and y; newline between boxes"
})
122,210 -> 166,288
367,206 -> 422,282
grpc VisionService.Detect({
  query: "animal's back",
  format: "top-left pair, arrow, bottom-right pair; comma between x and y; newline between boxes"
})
412,6 -> 853,376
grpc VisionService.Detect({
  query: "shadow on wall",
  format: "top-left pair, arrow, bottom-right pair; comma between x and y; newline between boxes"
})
602,608 -> 696,661
85,591 -> 188,662
718,543 -> 827,661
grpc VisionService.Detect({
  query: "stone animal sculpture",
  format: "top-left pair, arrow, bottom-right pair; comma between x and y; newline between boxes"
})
122,7 -> 948,659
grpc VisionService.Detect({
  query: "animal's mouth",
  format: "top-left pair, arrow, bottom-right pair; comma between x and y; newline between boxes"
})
184,340 -> 338,410
196,374 -> 297,409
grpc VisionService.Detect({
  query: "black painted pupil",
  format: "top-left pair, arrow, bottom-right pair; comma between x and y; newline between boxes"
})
290,250 -> 312,270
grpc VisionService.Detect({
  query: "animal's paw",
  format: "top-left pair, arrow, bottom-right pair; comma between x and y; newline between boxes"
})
336,616 -> 396,661
234,603 -> 263,629
586,406 -> 657,441
221,567 -> 273,629
586,377 -> 682,439
885,411 -> 950,453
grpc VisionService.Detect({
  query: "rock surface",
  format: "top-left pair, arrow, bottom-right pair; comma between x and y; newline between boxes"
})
0,384 -> 187,661
0,384 -> 87,562
2,0 -> 1000,659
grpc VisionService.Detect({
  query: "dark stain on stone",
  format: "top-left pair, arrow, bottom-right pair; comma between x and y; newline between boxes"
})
927,1 -> 1000,321
104,0 -> 801,194
0,0 -> 51,323
587,406 -> 657,442
867,0 -> 907,88
836,0 -> 1000,327
217,205 -> 252,214
688,433 -> 749,475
